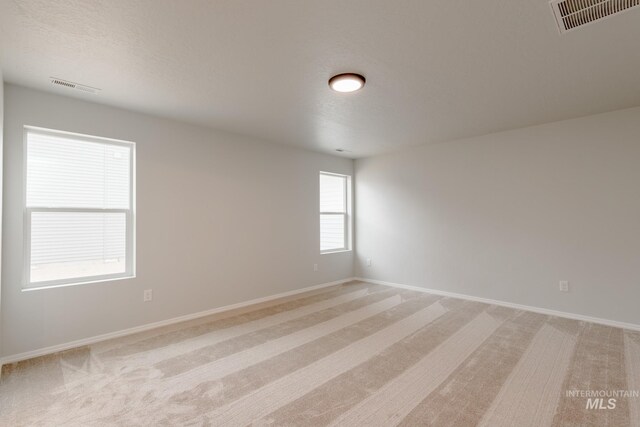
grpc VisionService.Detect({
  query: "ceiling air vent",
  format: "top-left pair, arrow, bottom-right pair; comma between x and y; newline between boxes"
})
50,77 -> 100,94
550,0 -> 640,33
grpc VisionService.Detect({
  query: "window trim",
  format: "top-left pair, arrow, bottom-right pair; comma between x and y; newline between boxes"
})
22,126 -> 136,290
319,171 -> 352,254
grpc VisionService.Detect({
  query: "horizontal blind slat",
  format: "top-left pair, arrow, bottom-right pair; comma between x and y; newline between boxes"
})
26,131 -> 131,209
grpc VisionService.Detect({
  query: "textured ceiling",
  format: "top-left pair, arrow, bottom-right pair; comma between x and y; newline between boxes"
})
1,0 -> 640,158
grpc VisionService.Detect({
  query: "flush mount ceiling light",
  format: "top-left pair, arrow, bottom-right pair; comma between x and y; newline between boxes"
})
329,73 -> 366,93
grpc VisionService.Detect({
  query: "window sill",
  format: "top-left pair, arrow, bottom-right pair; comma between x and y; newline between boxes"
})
321,249 -> 352,255
22,275 -> 136,292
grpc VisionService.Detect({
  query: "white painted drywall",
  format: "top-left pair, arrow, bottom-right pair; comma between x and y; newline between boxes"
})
0,77 -> 4,360
355,107 -> 640,325
1,84 -> 354,358
4,1 -> 640,158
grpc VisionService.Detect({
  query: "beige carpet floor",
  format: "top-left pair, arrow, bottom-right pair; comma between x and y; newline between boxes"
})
1,281 -> 639,426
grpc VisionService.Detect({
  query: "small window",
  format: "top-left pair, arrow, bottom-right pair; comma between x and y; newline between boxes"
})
24,127 -> 135,289
319,172 -> 351,253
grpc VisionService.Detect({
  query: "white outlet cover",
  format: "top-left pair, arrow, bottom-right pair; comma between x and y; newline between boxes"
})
366,258 -> 372,266
144,289 -> 153,301
559,281 -> 569,292
313,264 -> 318,271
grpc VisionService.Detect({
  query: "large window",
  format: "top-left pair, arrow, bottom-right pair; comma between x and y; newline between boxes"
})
24,127 -> 135,289
320,172 -> 351,253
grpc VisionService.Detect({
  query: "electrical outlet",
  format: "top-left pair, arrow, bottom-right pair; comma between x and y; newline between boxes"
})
366,258 -> 372,267
143,289 -> 153,302
313,263 -> 318,272
559,281 -> 569,292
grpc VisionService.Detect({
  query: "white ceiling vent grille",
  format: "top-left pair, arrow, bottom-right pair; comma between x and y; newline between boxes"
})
50,77 -> 100,94
551,0 -> 640,33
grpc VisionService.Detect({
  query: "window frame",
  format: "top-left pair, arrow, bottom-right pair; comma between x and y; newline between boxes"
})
23,126 -> 136,290
319,171 -> 352,254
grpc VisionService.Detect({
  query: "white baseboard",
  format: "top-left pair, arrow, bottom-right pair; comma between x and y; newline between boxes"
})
355,277 -> 640,332
0,277 -> 357,367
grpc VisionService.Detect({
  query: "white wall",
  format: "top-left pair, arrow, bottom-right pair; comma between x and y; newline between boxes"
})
1,84 -> 354,358
0,76 -> 4,359
355,107 -> 640,326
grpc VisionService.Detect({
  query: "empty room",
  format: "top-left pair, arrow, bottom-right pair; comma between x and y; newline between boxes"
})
1,1 -> 639,426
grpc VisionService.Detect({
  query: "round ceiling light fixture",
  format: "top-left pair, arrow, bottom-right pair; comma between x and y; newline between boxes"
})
328,73 -> 366,93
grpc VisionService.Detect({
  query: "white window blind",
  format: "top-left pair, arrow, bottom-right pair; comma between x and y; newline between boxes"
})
25,127 -> 135,288
320,172 -> 350,253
